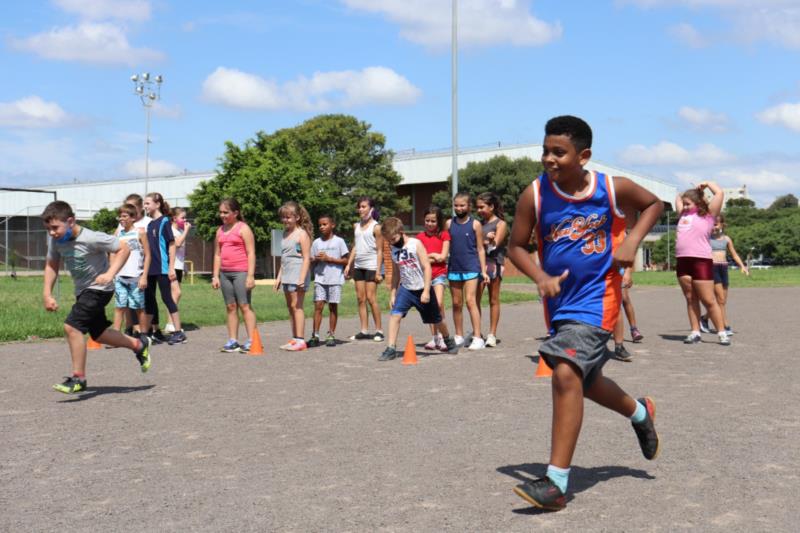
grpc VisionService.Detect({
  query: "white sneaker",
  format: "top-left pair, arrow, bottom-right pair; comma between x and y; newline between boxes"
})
436,339 -> 448,351
164,322 -> 176,334
454,335 -> 465,347
424,337 -> 438,350
718,331 -> 731,346
485,334 -> 497,347
468,337 -> 486,350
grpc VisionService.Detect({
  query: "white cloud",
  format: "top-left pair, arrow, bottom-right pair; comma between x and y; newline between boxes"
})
667,23 -> 708,48
0,96 -> 71,128
11,22 -> 164,66
619,141 -> 734,166
123,158 -> 181,177
201,66 -> 421,111
53,0 -> 151,22
342,0 -> 561,48
715,168 -> 797,192
677,106 -> 730,132
756,102 -> 800,132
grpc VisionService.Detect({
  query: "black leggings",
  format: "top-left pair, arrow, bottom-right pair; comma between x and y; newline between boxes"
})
145,274 -> 178,315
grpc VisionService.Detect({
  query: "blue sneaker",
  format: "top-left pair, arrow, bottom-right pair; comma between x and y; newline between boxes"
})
221,340 -> 240,353
238,340 -> 252,353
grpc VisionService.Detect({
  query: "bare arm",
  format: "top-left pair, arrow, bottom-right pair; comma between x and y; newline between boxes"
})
344,224 -> 357,277
241,223 -> 257,289
167,241 -> 177,281
138,229 -> 151,290
417,241 -> 432,303
96,241 -> 131,285
674,192 -> 684,214
298,231 -> 312,289
489,219 -> 508,247
373,224 -> 384,283
43,258 -> 60,311
173,223 -> 190,247
613,177 -> 664,267
474,220 -> 489,284
429,239 -> 450,263
726,236 -> 749,275
211,232 -> 221,290
700,181 -> 724,216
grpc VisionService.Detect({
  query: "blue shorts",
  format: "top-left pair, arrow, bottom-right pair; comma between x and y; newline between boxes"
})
431,274 -> 448,287
114,277 -> 144,309
391,286 -> 442,324
448,271 -> 479,282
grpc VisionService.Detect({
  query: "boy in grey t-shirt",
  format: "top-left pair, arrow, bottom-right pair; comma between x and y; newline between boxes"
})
308,215 -> 349,347
42,201 -> 153,394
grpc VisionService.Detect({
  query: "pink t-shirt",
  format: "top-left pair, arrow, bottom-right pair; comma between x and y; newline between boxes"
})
675,211 -> 714,259
217,222 -> 249,272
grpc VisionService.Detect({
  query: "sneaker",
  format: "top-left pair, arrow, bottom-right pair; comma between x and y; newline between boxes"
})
151,329 -> 168,344
725,326 -> 734,335
349,331 -> 372,341
424,337 -> 438,350
373,331 -> 385,342
436,338 -> 448,351
238,340 -> 252,353
325,333 -> 336,347
613,344 -> 633,362
443,336 -> 458,354
632,397 -> 660,460
307,335 -> 321,348
284,339 -> 307,351
718,331 -> 731,346
513,478 -> 567,511
378,346 -> 398,361
699,316 -> 711,334
279,340 -> 296,350
167,330 -> 187,345
53,375 -> 87,394
221,340 -> 241,353
164,322 -> 176,334
134,335 -> 152,373
124,326 -> 134,337
630,326 -> 644,343
454,335 -> 465,348
485,334 -> 497,348
468,336 -> 486,351
683,332 -> 702,344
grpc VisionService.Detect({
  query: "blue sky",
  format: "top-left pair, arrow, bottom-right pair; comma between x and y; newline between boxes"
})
1,0 -> 799,206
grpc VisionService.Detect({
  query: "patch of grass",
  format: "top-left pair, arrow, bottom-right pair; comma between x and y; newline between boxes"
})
0,276 -> 537,343
504,266 -> 800,288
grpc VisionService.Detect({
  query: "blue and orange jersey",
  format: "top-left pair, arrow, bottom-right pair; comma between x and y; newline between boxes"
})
533,171 -> 626,332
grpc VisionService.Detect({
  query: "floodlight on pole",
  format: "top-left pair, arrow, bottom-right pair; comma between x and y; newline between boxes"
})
130,72 -> 163,193
451,0 -> 458,199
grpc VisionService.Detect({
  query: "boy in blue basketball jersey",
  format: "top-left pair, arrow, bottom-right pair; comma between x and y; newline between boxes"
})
508,116 -> 664,510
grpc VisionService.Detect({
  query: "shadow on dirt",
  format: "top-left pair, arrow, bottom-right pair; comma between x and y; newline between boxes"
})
58,384 -> 155,403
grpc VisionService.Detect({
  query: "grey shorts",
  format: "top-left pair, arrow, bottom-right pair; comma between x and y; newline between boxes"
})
314,283 -> 342,304
538,320 -> 611,389
220,271 -> 251,306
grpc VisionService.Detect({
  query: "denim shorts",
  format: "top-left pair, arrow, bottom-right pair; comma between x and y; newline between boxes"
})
114,276 -> 144,309
431,274 -> 448,287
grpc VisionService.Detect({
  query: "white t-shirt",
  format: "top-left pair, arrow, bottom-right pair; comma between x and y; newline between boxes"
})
174,226 -> 186,270
391,237 -> 425,291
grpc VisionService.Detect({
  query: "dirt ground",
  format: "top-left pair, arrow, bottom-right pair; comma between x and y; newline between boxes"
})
2,286 -> 798,532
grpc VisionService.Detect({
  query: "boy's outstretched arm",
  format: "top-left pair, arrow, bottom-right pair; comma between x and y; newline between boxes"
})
613,177 -> 664,267
507,182 -> 568,298
43,258 -> 60,311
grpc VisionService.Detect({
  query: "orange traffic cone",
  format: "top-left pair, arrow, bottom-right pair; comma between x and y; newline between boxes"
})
402,335 -> 418,365
248,327 -> 264,356
87,336 -> 103,350
535,355 -> 552,377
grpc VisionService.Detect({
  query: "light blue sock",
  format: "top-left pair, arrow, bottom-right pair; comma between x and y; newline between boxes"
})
630,400 -> 647,424
546,465 -> 570,494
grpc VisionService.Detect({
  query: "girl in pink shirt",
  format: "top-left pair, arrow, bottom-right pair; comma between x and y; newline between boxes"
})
675,181 -> 728,345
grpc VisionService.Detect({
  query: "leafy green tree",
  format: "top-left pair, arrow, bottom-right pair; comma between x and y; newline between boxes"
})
644,232 -> 676,269
189,114 -> 409,251
430,155 -> 544,227
726,197 -> 755,209
83,207 -> 118,234
768,193 -> 798,210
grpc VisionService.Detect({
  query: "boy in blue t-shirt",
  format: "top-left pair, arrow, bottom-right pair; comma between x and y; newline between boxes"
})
42,201 -> 152,394
308,215 -> 349,347
507,116 -> 664,511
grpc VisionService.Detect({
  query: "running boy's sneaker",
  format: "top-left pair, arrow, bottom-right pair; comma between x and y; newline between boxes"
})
683,332 -> 702,344
349,331 -> 372,341
378,346 -> 398,361
443,336 -> 458,354
325,333 -> 336,347
468,336 -> 486,350
373,331 -> 385,342
630,326 -> 644,343
221,340 -> 241,353
135,335 -> 152,373
284,339 -> 307,352
699,316 -> 711,334
167,330 -> 187,345
307,335 -> 321,348
53,375 -> 87,394
485,334 -> 497,347
513,478 -> 567,511
718,331 -> 731,346
632,397 -> 660,460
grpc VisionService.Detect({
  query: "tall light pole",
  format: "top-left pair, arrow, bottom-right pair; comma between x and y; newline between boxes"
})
130,72 -> 163,193
451,0 -> 458,199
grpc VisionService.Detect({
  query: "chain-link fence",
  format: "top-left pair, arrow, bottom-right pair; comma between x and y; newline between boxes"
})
1,207 -> 52,275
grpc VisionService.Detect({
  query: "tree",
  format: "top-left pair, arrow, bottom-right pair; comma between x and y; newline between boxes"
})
430,155 -> 544,227
768,193 -> 798,210
726,197 -> 755,209
644,232 -> 675,269
83,208 -> 118,234
189,114 -> 409,253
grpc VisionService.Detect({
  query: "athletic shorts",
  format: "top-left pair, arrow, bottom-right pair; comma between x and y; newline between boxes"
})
352,268 -> 376,282
676,257 -> 713,281
448,271 -> 479,282
538,320 -> 612,389
431,274 -> 448,287
220,271 -> 251,305
391,286 -> 442,324
314,283 -> 342,304
66,289 -> 113,341
175,269 -> 184,283
486,261 -> 503,281
114,276 -> 144,309
713,263 -> 729,288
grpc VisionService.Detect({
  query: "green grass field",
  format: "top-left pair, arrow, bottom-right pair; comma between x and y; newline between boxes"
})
504,266 -> 800,288
0,276 -> 538,343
